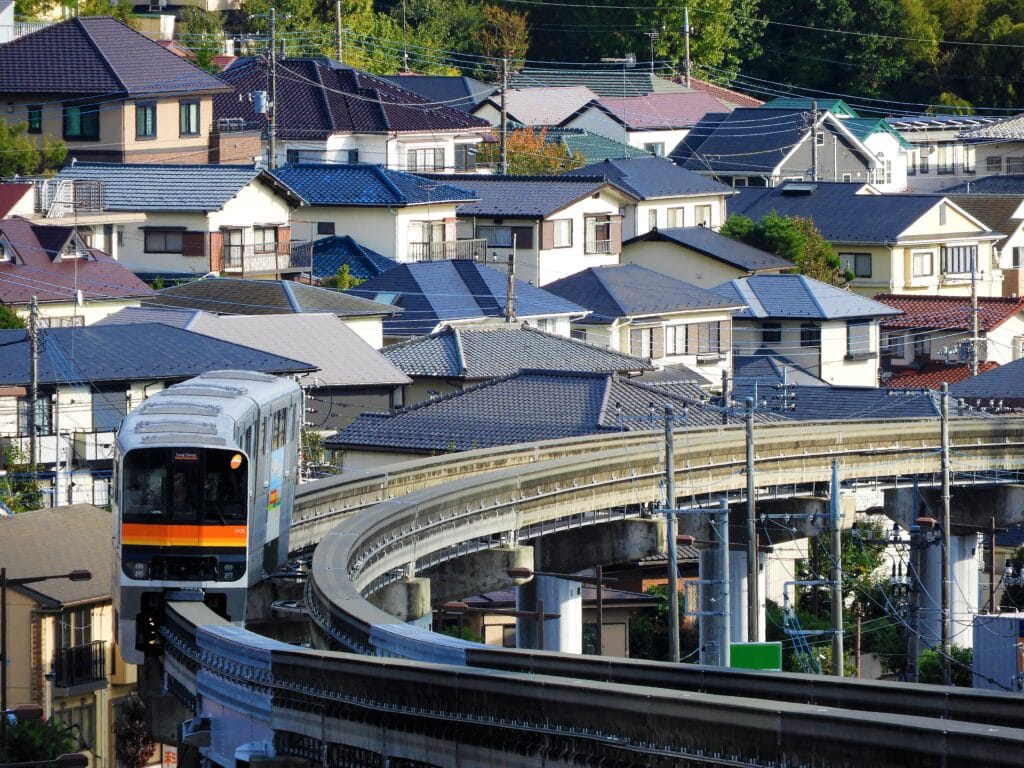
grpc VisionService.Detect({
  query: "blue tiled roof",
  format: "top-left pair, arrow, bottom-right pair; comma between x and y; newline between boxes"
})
308,236 -> 398,282
271,164 -> 477,207
348,261 -> 585,337
712,274 -> 901,320
0,324 -> 314,386
563,156 -> 732,199
728,183 -> 953,242
54,163 -> 279,212
448,175 -> 617,217
546,264 -> 740,324
940,176 -> 1024,195
0,17 -> 228,96
379,75 -> 495,111
951,359 -> 1024,403
624,226 -> 794,273
675,108 -> 807,173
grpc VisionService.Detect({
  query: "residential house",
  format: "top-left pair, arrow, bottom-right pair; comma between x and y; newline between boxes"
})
509,67 -> 690,98
561,92 -> 731,158
729,182 -> 1005,298
443,174 -> 633,285
711,274 -> 901,386
544,264 -> 744,380
304,236 -> 398,285
0,218 -> 154,326
0,182 -> 34,218
0,323 -> 314,505
562,156 -> 733,237
269,163 -> 480,263
622,226 -> 793,288
674,108 -> 880,189
215,58 -> 490,172
379,74 -> 495,112
0,17 -> 229,163
98,309 -> 411,430
944,194 -> 1024,296
43,163 -> 303,279
534,127 -> 652,165
347,260 -> 586,343
0,0 -> 12,45
381,322 -> 651,404
143,277 -> 401,348
0,504 -> 136,768
472,86 -> 599,128
957,114 -> 1024,184
886,115 -> 1002,192
951,357 -> 1024,408
670,75 -> 763,109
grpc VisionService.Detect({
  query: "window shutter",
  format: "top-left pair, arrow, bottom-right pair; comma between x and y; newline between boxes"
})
277,225 -> 290,246
652,326 -> 665,359
407,149 -> 416,171
719,321 -> 732,356
541,220 -> 554,250
434,148 -> 445,171
629,327 -> 643,356
609,216 -> 622,252
182,232 -> 205,258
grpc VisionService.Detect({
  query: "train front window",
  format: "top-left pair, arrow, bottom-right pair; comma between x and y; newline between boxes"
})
122,448 -> 248,523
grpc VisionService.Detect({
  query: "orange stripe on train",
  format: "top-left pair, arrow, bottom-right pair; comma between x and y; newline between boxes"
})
122,523 -> 247,548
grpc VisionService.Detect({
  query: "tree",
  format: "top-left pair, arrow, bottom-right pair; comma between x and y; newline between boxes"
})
0,120 -> 67,178
321,264 -> 363,289
4,717 -> 76,762
0,302 -> 24,329
1,444 -> 43,513
475,4 -> 530,74
1000,544 -> 1024,611
114,694 -> 155,768
626,584 -> 698,661
928,92 -> 975,115
720,212 -> 847,286
476,128 -> 585,175
180,8 -> 226,73
77,0 -> 134,23
918,645 -> 973,686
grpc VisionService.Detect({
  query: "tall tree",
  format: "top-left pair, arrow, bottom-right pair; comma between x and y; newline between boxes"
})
476,128 -> 585,174
475,3 -> 529,74
721,212 -> 846,285
0,120 -> 67,178
180,8 -> 226,73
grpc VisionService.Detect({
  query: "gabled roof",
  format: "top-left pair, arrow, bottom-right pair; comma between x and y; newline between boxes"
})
54,163 -> 298,212
945,194 -> 1024,250
887,361 -> 999,390
958,113 -> 1024,142
679,76 -> 763,108
674,108 -> 812,173
536,127 -> 651,163
874,294 -> 1024,332
732,351 -> 828,388
0,17 -> 228,96
348,260 -> 585,337
270,163 -> 476,207
632,362 -> 713,387
510,67 -> 689,98
0,183 -> 32,218
712,274 -> 901,320
951,359 -> 1024,403
940,175 -> 1024,195
574,92 -> 729,130
0,218 -> 153,305
379,74 -> 495,111
623,226 -> 794,273
144,277 -> 401,318
308,235 -> 398,282
0,323 -> 314,386
842,118 -> 913,149
216,58 -> 489,140
381,323 -> 651,379
563,156 -> 732,199
545,264 -> 741,325
762,98 -> 858,116
451,174 -> 627,217
479,86 -> 599,126
729,182 -> 988,243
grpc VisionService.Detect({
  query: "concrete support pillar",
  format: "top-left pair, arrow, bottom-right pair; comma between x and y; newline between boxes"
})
919,532 -> 943,651
727,550 -> 765,643
951,533 -> 981,649
371,576 -> 431,627
516,575 -> 581,652
699,549 -> 727,665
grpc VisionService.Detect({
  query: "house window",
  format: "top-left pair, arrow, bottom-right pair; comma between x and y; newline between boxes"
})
407,148 -> 444,172
54,702 -> 95,747
179,100 -> 200,136
912,250 -> 934,277
937,143 -> 953,174
316,222 -> 336,236
665,324 -> 687,355
1008,157 -> 1024,174
686,321 -> 721,357
964,145 -> 975,173
454,144 -> 476,171
93,387 -> 127,432
846,320 -> 873,359
76,226 -> 93,248
135,102 -> 156,139
842,173 -> 852,183
914,333 -> 929,358
553,219 -> 572,248
840,252 -> 872,278
815,131 -> 825,146
884,332 -> 905,359
144,229 -> 184,253
571,327 -> 587,342
694,204 -> 712,227
630,326 -> 656,357
800,322 -> 820,347
63,104 -> 99,140
478,226 -> 513,247
762,322 -> 782,345
885,160 -> 892,184
941,245 -> 977,274
919,150 -> 930,174
939,202 -> 947,226
987,156 -> 1003,173
1013,246 -> 1024,268
286,149 -> 299,164
733,177 -> 748,187
907,151 -> 917,176
346,149 -> 360,164
27,105 -> 42,134
643,142 -> 665,157
254,226 -> 278,254
666,207 -> 685,228
584,215 -> 612,254
648,209 -> 658,230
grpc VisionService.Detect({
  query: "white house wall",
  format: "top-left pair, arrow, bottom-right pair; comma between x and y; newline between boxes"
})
623,128 -> 690,157
630,194 -> 727,239
861,132 -> 908,193
562,107 -> 631,145
621,240 -> 753,288
342,315 -> 385,349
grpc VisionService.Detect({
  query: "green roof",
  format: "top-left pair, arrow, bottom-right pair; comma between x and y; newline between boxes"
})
537,127 -> 653,163
843,117 -> 913,149
763,98 -> 858,117
511,68 -> 689,98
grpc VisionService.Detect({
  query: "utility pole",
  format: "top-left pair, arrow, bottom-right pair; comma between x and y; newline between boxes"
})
499,56 -> 509,175
855,607 -> 862,678
745,397 -> 759,642
940,382 -> 952,684
505,249 -> 516,323
665,403 -> 680,663
907,521 -> 921,683
28,296 -> 39,472
990,515 -> 997,612
830,459 -> 844,677
335,0 -> 343,63
683,7 -> 692,88
810,100 -> 820,182
970,255 -> 980,377
720,369 -> 730,425
268,6 -> 278,169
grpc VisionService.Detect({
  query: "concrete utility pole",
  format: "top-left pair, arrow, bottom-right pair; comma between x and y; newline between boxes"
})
810,100 -> 820,182
907,520 -> 921,683
940,382 -> 952,683
335,0 -> 343,63
720,369 -> 730,425
268,6 -> 278,169
505,249 -> 516,323
683,7 -> 692,88
28,295 -> 39,471
499,56 -> 509,174
830,460 -> 844,677
970,256 -> 980,377
745,397 -> 759,642
665,404 -> 680,663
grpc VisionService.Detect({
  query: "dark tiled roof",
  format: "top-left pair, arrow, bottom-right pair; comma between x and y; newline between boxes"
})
216,58 -> 489,139
0,183 -> 32,217
145,277 -> 401,318
537,127 -> 651,162
945,195 -> 1022,250
0,218 -> 153,305
0,323 -> 314,386
450,175 -> 619,217
950,360 -> 1024,403
940,176 -> 1024,195
886,361 -> 999,390
633,363 -> 712,386
732,351 -> 828,389
545,264 -> 740,324
54,163 -> 285,212
0,17 -> 227,96
270,163 -> 476,206
591,92 -> 733,129
308,236 -> 398,282
379,74 -> 495,111
670,111 -> 728,163
675,108 -> 808,173
510,67 -> 689,97
327,369 -> 753,453
728,183 -> 958,242
563,156 -> 732,199
624,226 -> 793,273
713,274 -> 901,320
874,294 -> 1024,332
381,323 -> 651,379
348,261 -> 584,337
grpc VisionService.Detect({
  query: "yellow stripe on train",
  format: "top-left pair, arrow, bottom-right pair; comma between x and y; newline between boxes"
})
122,523 -> 248,548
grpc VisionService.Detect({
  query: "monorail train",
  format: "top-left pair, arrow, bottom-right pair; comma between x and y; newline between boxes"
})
113,370 -> 303,664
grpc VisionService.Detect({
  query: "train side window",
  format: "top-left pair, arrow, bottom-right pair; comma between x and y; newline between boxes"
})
244,425 -> 253,458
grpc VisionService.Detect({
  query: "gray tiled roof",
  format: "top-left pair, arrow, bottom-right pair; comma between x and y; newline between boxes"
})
951,359 -> 1024,403
563,156 -> 732,199
545,264 -> 741,324
623,226 -> 794,273
270,164 -> 477,207
940,195 -> 1022,251
675,108 -> 807,173
379,74 -> 495,111
713,274 -> 901,320
381,323 -> 651,379
484,86 -> 599,125
940,176 -> 1024,195
510,67 -> 689,98
958,113 -> 1024,142
449,175 -> 621,217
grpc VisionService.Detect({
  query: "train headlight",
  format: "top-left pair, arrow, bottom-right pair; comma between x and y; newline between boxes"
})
127,560 -> 150,580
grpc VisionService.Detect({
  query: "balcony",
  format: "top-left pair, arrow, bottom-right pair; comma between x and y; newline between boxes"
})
585,239 -> 614,255
52,641 -> 107,696
407,239 -> 487,262
222,243 -> 306,277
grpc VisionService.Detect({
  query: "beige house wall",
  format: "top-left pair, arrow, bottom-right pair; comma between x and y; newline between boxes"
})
621,240 -> 756,288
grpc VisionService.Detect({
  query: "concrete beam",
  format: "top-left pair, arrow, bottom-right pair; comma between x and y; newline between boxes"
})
884,484 -> 1024,530
369,577 -> 431,623
530,519 -> 666,573
424,545 -> 534,604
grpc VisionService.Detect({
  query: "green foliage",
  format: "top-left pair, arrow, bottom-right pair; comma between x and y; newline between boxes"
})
0,120 -> 67,178
476,127 -> 586,175
321,264 -> 363,290
720,212 -> 846,285
441,624 -> 484,643
1000,544 -> 1024,611
627,584 -> 698,661
1,444 -> 44,513
180,8 -> 226,73
4,717 -> 76,762
150,276 -> 166,290
475,4 -> 530,72
114,694 -> 155,768
918,645 -> 973,686
0,302 -> 25,329
928,92 -> 975,114
77,0 -> 135,23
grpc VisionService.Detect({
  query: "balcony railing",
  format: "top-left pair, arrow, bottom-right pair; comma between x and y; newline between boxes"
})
585,239 -> 614,255
52,641 -> 106,691
407,239 -> 487,262
222,243 -> 305,276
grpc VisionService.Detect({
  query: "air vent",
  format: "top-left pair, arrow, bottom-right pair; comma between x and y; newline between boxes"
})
139,401 -> 223,417
198,370 -> 278,383
140,434 -> 227,445
135,420 -> 219,435
166,385 -> 246,399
